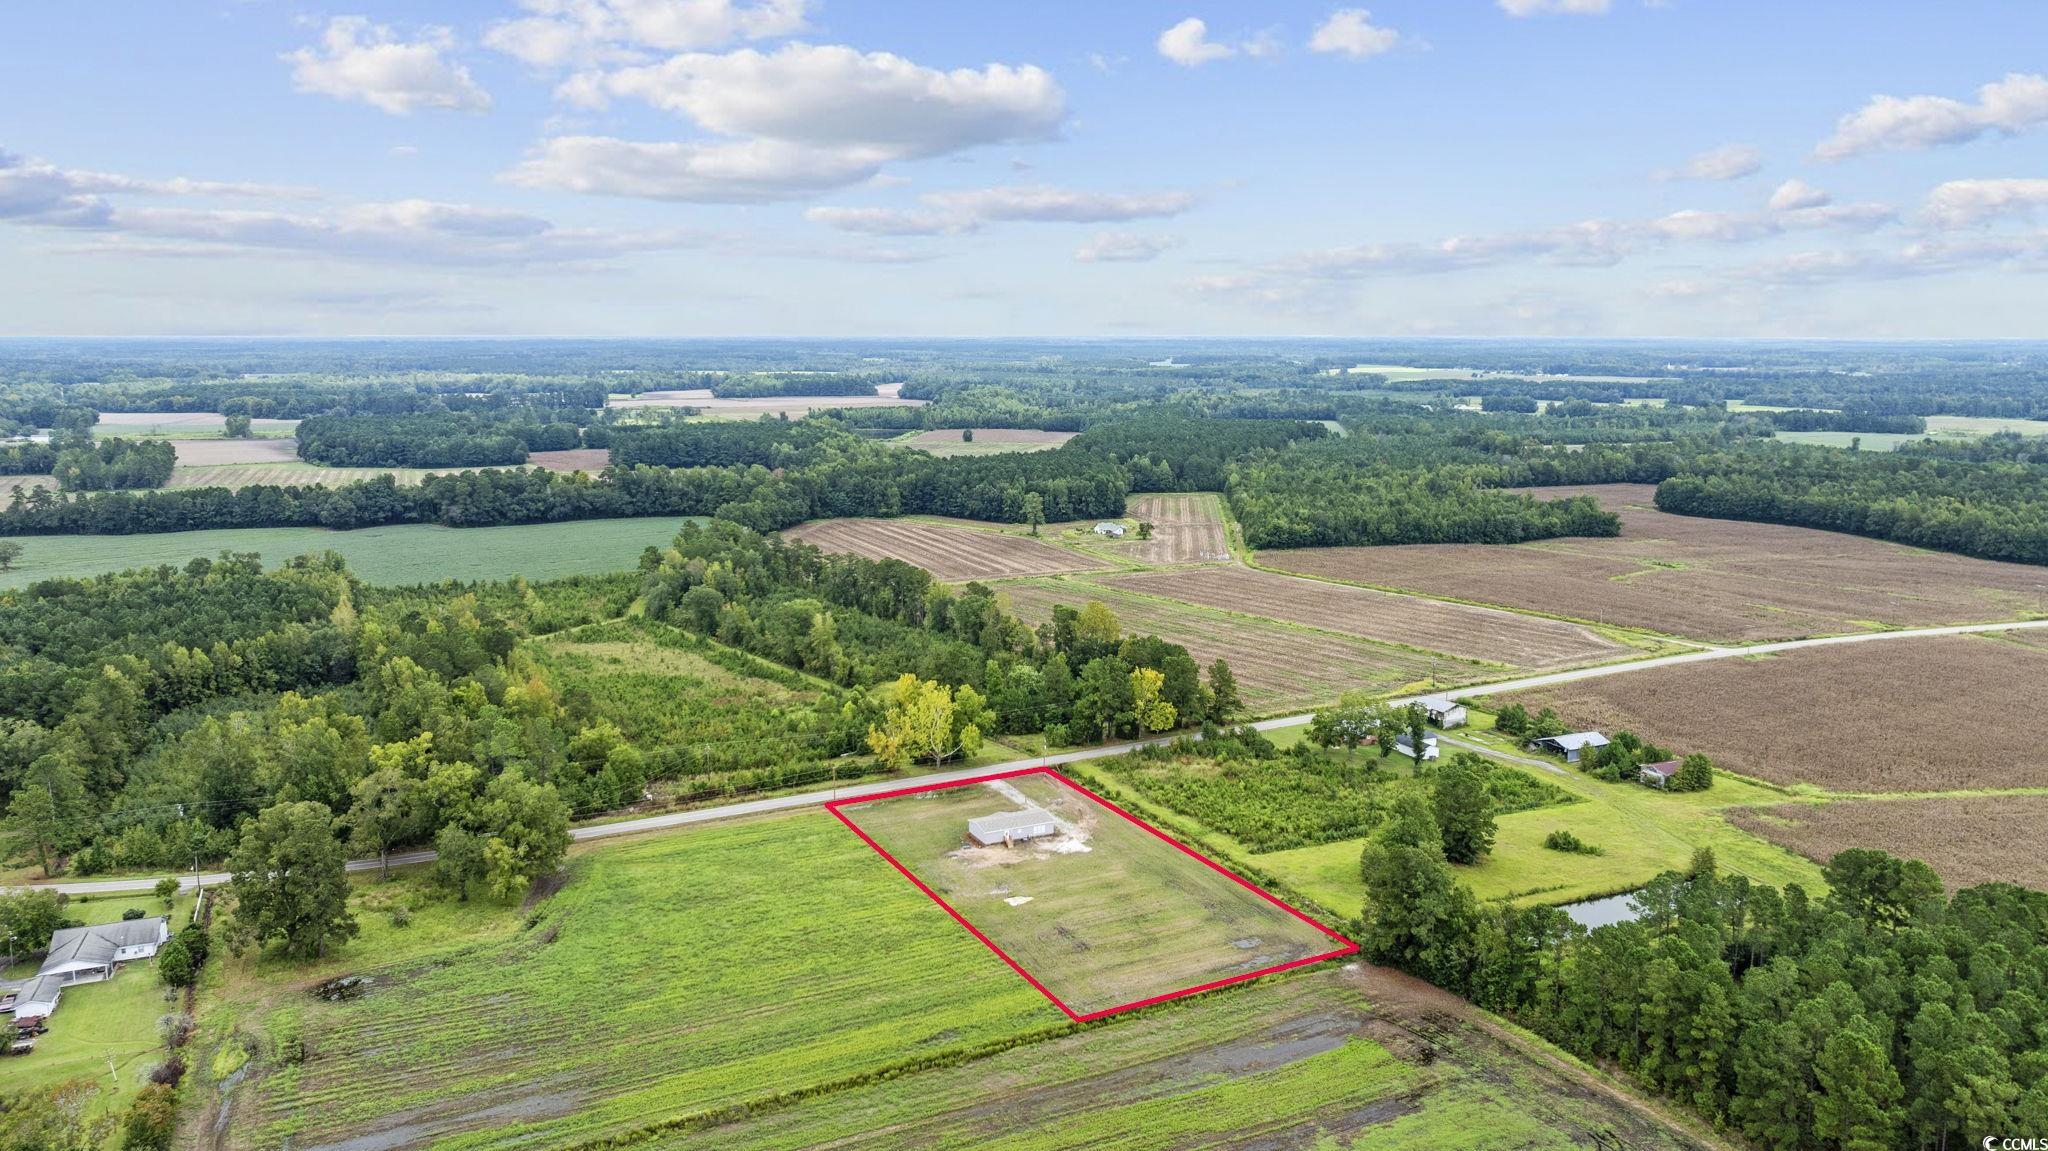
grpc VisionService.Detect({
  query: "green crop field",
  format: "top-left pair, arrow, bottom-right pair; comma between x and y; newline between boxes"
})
207,814 -> 1064,1151
200,814 -> 1700,1151
840,772 -> 1345,1017
0,517 -> 699,589
625,968 -> 1708,1151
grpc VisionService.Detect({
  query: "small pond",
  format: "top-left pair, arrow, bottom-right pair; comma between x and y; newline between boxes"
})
1559,890 -> 1644,930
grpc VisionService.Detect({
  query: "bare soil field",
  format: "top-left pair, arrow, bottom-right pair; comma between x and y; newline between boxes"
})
837,771 -> 1347,1018
1499,632 -> 2048,792
1728,795 -> 2048,893
998,579 -> 1488,714
92,411 -> 299,437
1262,483 -> 2048,643
897,428 -> 1075,457
1,474 -> 54,498
784,518 -> 1109,581
1120,493 -> 1232,565
1108,566 -> 1631,669
164,463 -> 437,489
527,448 -> 612,472
607,389 -> 923,418
166,438 -> 300,465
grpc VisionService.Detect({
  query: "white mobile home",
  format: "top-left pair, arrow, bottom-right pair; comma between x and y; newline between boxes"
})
968,807 -> 1058,846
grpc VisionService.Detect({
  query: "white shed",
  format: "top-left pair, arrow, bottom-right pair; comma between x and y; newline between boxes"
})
1530,731 -> 1610,764
1394,732 -> 1441,761
1092,522 -> 1126,538
1416,695 -> 1468,728
968,807 -> 1058,846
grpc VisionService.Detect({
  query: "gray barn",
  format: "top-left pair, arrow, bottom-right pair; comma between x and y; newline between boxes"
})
968,807 -> 1058,846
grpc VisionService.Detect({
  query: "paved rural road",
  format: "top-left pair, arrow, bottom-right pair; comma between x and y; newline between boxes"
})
20,617 -> 2048,896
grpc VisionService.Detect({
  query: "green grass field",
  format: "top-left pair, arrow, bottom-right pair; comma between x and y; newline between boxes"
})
840,772 -> 1343,1017
198,815 -> 1707,1151
1257,729 -> 1825,913
208,816 -> 1063,1151
0,517 -> 699,589
624,967 -> 1706,1151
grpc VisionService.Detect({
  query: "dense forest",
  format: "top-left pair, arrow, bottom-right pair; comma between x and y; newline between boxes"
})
1355,795 -> 2048,1151
1656,445 -> 2048,566
294,412 -> 572,468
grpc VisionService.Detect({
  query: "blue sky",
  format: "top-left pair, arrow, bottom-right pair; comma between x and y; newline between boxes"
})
3,0 -> 2046,337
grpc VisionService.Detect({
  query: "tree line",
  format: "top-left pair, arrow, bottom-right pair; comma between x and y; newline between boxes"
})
1656,444 -> 2048,566
1355,807 -> 2048,1151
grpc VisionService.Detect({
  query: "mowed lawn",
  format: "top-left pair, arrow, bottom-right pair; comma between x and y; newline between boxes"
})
221,815 -> 1063,1151
0,517 -> 697,589
839,772 -> 1347,1018
1259,732 -> 1825,913
1,892 -> 198,1114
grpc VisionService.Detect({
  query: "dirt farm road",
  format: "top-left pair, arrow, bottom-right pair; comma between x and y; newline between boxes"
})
18,617 -> 2048,896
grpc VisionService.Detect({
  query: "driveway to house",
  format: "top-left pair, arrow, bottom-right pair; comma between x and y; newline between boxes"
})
16,617 -> 2047,896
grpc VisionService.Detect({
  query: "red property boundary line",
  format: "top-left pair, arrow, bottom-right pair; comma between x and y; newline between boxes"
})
826,765 -> 1359,1023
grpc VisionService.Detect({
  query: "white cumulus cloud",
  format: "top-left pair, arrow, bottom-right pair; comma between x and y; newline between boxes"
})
804,184 -> 1197,237
1156,18 -> 1239,66
1308,9 -> 1402,58
486,0 -> 810,68
517,43 -> 1065,202
1074,232 -> 1181,262
1656,143 -> 1763,182
1921,178 -> 2048,228
1498,0 -> 1611,16
285,17 -> 492,115
1767,178 -> 1831,212
1816,73 -> 2048,161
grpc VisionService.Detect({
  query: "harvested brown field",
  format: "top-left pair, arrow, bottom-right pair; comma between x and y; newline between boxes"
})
784,518 -> 1109,581
91,411 -> 299,437
1119,493 -> 1232,565
607,389 -> 923,419
998,578 -> 1490,714
1262,483 -> 2048,643
1,474 -> 54,498
1727,795 -> 2048,893
165,437 -> 300,465
1500,631 -> 2048,792
1106,566 -> 1631,669
527,448 -> 612,472
898,428 -> 1074,457
164,462 -> 438,489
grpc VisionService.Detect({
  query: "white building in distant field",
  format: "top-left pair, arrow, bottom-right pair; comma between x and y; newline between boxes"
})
1092,522 -> 1126,537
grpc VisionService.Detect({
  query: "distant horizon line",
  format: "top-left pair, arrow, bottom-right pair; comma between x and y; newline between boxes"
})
3,334 -> 2046,344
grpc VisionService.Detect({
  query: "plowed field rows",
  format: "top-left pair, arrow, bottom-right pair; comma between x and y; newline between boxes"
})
1105,566 -> 1630,669
1122,493 -> 1231,565
785,519 -> 1109,581
1500,631 -> 2048,792
997,580 -> 1488,713
1728,795 -> 2048,893
1262,483 -> 2047,643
